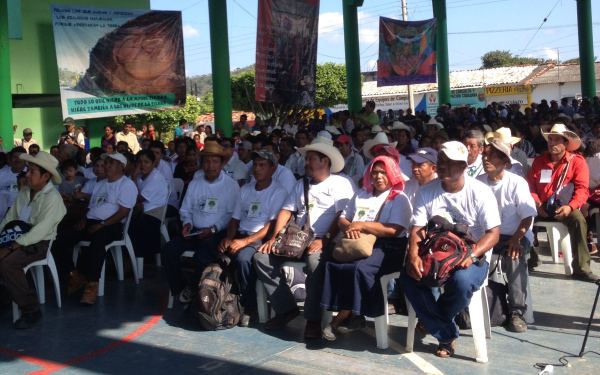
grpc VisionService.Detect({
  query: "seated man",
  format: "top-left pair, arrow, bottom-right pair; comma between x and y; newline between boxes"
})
162,141 -> 239,304
218,150 -> 288,324
527,124 -> 598,281
255,137 -> 355,339
0,152 -> 66,329
478,136 -> 537,332
401,141 -> 500,358
51,153 -> 137,305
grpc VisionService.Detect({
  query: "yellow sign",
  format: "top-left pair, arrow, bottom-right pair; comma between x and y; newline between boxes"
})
485,85 -> 531,96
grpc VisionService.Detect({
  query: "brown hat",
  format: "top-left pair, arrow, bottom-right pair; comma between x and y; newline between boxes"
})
200,140 -> 227,158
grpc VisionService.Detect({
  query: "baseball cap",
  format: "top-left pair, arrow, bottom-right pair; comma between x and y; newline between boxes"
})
63,117 -> 75,125
23,128 -> 33,135
440,141 -> 468,163
101,152 -> 127,166
335,135 -> 352,144
252,149 -> 278,165
408,147 -> 438,165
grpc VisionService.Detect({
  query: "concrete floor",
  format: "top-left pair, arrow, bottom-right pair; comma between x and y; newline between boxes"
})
0,241 -> 599,375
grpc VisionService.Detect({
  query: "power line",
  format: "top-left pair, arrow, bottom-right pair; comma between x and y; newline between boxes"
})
518,0 -> 561,56
232,0 -> 256,19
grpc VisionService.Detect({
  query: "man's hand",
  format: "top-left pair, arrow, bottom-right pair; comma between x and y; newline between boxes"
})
182,224 -> 192,237
457,256 -> 474,269
218,238 -> 232,253
554,205 -> 573,220
406,255 -> 424,281
196,228 -> 212,240
87,223 -> 104,234
507,237 -> 522,259
537,204 -> 549,218
344,229 -> 362,239
258,238 -> 276,254
228,239 -> 248,254
307,238 -> 323,254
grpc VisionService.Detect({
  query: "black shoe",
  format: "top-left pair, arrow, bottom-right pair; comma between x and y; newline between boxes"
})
571,272 -> 600,282
506,312 -> 527,333
264,307 -> 300,330
336,315 -> 366,334
14,310 -> 42,330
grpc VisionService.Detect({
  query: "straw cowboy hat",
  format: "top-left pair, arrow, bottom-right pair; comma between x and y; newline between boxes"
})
362,132 -> 397,159
298,136 -> 345,173
542,123 -> 582,152
426,118 -> 444,130
485,137 -> 513,163
200,140 -> 227,158
485,127 -> 521,146
19,151 -> 61,184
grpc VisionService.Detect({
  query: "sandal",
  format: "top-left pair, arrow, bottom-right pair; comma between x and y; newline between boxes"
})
435,340 -> 456,358
416,321 -> 428,336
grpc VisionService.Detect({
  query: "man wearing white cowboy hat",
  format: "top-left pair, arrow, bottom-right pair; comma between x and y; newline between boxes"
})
0,151 -> 66,329
478,137 -> 537,333
527,123 -> 598,282
484,127 -> 527,177
254,136 -> 355,339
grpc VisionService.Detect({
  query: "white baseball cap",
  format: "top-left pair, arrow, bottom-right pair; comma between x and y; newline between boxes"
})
101,152 -> 127,166
440,141 -> 468,163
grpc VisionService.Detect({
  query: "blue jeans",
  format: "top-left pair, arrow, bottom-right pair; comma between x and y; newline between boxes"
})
400,260 -> 489,343
230,243 -> 260,312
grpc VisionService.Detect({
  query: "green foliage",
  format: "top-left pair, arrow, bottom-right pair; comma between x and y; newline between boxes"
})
315,63 -> 347,108
481,50 -> 548,69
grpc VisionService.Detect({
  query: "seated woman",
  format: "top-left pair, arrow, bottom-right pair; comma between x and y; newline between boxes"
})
129,150 -> 169,259
321,155 -> 412,341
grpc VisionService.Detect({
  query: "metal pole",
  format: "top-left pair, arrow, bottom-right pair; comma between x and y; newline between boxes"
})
208,0 -> 233,137
0,0 -> 13,150
579,280 -> 600,357
432,0 -> 450,105
342,0 -> 363,113
576,0 -> 596,99
401,0 -> 415,113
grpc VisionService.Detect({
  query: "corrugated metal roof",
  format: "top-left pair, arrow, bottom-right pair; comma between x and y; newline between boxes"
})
529,62 -> 600,84
362,65 -> 543,96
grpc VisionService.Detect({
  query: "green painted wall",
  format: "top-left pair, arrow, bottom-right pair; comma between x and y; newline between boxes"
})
9,0 -> 150,151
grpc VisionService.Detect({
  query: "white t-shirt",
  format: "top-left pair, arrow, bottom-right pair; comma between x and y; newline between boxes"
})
82,177 -> 100,195
223,153 -> 249,183
399,154 -> 412,180
477,171 -> 537,242
587,155 -> 600,189
412,177 -> 501,246
343,151 -> 366,184
342,189 -> 412,237
285,151 -> 305,177
403,176 -> 437,206
248,163 -> 297,194
180,171 -> 240,231
137,169 -> 169,212
0,166 -> 20,216
233,180 -> 288,233
158,159 -> 173,183
87,176 -> 137,221
83,167 -> 96,180
283,174 -> 355,237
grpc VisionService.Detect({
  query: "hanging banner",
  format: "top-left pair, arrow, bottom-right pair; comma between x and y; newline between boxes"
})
255,0 -> 320,107
51,5 -> 186,120
377,17 -> 437,87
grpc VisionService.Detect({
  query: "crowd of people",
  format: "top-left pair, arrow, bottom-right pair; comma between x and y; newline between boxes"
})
1,96 -> 600,359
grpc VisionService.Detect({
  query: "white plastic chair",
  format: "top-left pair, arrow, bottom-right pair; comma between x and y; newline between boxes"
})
533,220 -> 573,275
405,279 -> 492,363
589,207 -> 600,247
12,240 -> 61,322
167,250 -> 195,309
72,209 -> 138,297
170,178 -> 184,208
136,184 -> 172,279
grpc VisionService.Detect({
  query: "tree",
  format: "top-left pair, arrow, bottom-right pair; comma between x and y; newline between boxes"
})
481,50 -> 547,69
315,63 -> 347,108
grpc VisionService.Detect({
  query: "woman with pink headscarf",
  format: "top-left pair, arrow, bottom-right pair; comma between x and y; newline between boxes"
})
320,155 -> 412,341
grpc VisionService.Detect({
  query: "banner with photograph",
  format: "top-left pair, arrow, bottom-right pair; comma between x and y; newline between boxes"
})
377,17 -> 437,87
51,5 -> 186,120
255,0 -> 320,107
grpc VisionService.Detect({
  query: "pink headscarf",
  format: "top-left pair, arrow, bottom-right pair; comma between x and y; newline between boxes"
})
362,155 -> 405,200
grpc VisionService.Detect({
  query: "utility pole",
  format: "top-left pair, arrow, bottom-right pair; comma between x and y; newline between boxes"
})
576,0 -> 596,99
401,0 -> 415,113
343,0 -> 364,113
0,0 -> 13,149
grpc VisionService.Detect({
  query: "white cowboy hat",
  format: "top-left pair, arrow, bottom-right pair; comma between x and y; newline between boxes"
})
426,118 -> 444,130
298,136 -> 345,173
19,151 -> 61,184
485,127 -> 520,145
542,123 -> 582,152
391,121 -> 412,133
362,132 -> 398,159
324,125 -> 341,135
371,125 -> 385,133
486,138 -> 513,162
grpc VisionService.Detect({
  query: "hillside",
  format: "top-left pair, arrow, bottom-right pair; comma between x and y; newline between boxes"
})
187,65 -> 255,97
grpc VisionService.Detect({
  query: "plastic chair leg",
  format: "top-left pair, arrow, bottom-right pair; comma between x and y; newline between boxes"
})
98,263 -> 106,297
48,255 -> 62,308
468,289 -> 488,363
12,302 -> 20,323
256,280 -> 269,323
559,231 -> 573,275
160,224 -> 170,243
125,240 -> 139,284
167,292 -> 174,309
137,258 -> 144,280
481,286 -> 492,339
405,298 -> 417,352
374,315 -> 389,349
111,247 -> 124,281
155,253 -> 162,267
547,226 -> 560,263
32,266 -> 45,305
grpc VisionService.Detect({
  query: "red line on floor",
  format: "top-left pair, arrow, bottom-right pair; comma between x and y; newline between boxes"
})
0,313 -> 163,375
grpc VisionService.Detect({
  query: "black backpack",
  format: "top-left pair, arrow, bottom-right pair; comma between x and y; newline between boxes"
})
195,256 -> 243,330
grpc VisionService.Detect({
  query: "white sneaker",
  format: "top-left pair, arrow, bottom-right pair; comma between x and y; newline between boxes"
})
322,324 -> 337,341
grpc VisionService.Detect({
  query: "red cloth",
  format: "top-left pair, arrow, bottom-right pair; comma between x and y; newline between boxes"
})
527,151 -> 590,210
362,155 -> 405,199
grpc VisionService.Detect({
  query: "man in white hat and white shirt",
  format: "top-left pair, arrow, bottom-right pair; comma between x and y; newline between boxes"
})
0,151 -> 66,329
527,124 -> 598,282
477,136 -> 537,333
401,141 -> 500,358
254,136 -> 355,339
51,152 -> 138,305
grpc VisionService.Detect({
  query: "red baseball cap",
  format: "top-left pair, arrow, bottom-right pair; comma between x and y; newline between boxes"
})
336,135 -> 352,144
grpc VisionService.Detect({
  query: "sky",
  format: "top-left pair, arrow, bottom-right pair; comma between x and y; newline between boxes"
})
149,0 -> 600,77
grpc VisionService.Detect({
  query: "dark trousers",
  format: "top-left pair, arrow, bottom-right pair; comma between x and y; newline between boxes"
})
129,213 -> 161,257
51,220 -> 123,282
0,241 -> 49,313
161,231 -> 224,295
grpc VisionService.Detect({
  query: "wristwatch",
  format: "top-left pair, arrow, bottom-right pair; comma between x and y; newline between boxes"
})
210,225 -> 217,234
469,253 -> 479,264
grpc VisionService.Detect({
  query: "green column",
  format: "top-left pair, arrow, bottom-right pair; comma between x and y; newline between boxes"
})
343,0 -> 363,113
576,0 -> 596,99
208,0 -> 232,137
0,0 -> 13,150
432,0 -> 450,105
